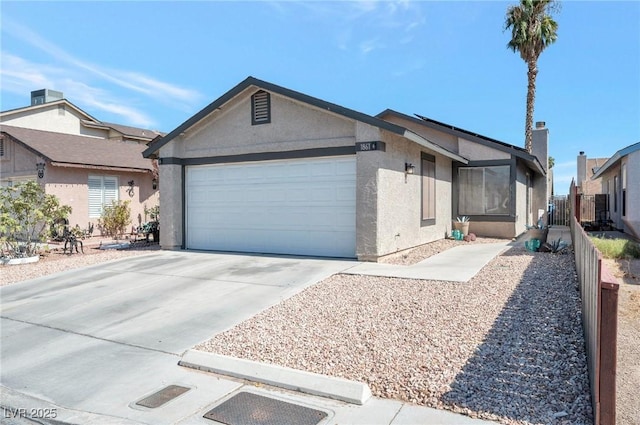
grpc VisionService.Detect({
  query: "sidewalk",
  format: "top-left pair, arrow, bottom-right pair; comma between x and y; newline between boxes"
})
344,241 -> 511,282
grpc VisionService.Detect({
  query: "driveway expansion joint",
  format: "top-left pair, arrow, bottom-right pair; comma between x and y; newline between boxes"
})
0,316 -> 180,357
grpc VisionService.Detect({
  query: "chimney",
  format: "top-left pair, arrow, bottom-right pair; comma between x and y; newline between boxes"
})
532,121 -> 548,172
577,151 -> 587,187
31,89 -> 63,106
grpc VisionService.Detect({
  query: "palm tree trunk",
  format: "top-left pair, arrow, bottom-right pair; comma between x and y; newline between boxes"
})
525,61 -> 538,153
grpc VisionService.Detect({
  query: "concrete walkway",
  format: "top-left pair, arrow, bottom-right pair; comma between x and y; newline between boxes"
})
344,241 -> 512,282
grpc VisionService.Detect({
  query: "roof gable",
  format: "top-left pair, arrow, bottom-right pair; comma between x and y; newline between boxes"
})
143,76 -> 410,158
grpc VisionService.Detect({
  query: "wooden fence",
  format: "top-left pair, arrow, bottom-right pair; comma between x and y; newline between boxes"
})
569,181 -> 619,425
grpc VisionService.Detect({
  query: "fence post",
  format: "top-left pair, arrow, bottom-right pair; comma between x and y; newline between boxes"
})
599,265 -> 619,425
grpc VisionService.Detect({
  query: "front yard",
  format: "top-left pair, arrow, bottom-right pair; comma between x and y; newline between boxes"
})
197,244 -> 593,425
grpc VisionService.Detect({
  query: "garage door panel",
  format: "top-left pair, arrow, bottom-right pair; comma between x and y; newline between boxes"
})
186,157 -> 356,257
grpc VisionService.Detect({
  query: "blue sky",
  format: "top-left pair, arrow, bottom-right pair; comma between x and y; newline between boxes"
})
1,1 -> 639,194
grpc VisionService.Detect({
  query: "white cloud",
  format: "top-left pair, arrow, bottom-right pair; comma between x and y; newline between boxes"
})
0,52 -> 155,127
2,19 -> 203,122
281,0 -> 425,54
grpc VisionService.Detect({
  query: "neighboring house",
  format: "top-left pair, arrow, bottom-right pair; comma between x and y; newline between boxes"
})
591,142 -> 640,239
143,77 -> 548,260
0,90 -> 160,233
576,151 -> 609,196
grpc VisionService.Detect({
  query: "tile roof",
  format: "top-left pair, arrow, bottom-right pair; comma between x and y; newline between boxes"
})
1,125 -> 153,172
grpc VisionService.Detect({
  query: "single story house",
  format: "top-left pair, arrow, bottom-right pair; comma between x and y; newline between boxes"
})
143,77 -> 548,260
0,90 -> 160,232
591,141 -> 640,239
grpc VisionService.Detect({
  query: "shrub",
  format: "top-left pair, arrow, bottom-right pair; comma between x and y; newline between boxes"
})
0,181 -> 72,257
590,236 -> 640,260
98,200 -> 131,238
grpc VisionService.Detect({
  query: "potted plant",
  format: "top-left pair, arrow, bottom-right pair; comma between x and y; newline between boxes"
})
452,216 -> 470,236
526,219 -> 549,245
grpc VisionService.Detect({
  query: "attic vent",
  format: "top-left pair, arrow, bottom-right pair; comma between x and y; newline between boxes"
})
251,90 -> 271,125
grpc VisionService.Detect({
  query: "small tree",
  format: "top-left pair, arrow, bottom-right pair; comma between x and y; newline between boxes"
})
98,200 -> 131,239
0,181 -> 72,257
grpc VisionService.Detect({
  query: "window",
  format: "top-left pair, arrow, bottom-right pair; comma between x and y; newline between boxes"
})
459,166 -> 510,215
251,90 -> 271,125
622,164 -> 627,216
421,153 -> 435,224
89,176 -> 118,218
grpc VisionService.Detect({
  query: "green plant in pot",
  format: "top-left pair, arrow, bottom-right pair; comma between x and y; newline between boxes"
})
453,216 -> 470,236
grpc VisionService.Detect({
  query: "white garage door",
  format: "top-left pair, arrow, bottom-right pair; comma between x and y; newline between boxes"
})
185,156 -> 356,258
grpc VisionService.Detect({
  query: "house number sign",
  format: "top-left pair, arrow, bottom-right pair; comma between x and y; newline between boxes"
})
355,141 -> 385,152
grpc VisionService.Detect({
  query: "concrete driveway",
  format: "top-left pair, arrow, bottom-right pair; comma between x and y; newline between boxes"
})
0,251 -> 356,424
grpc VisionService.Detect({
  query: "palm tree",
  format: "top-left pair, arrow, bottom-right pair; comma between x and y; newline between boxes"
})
505,0 -> 558,153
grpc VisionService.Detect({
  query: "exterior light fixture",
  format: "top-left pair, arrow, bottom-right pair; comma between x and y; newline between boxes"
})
127,180 -> 135,197
36,162 -> 46,179
152,178 -> 158,190
405,163 -> 415,175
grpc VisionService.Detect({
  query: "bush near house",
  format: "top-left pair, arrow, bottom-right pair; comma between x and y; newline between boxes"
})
0,181 -> 72,258
98,200 -> 131,239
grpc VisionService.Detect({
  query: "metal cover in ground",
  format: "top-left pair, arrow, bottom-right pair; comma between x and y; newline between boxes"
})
136,385 -> 190,408
203,391 -> 327,425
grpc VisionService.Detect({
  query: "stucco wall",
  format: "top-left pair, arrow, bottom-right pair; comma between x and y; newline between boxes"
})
43,166 -> 158,235
468,221 -> 515,239
458,138 -> 510,161
599,153 -> 640,238
600,162 -> 623,230
180,90 -> 356,158
623,152 -> 640,238
515,163 -> 530,234
1,104 -> 106,138
371,133 -> 451,258
158,164 -> 182,249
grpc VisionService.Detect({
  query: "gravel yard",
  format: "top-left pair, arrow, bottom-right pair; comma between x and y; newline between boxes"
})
1,241 -> 160,286
197,244 -> 593,425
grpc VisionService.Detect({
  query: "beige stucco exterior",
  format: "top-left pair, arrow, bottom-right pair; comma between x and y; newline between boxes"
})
597,149 -> 640,239
379,111 -> 548,238
0,136 -> 158,233
157,88 -> 456,259
149,78 -> 549,259
2,102 -> 106,139
1,97 -> 160,237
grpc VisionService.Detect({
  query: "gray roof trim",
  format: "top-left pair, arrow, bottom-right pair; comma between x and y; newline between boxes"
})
377,109 -> 545,175
143,76 -> 410,158
591,141 -> 640,179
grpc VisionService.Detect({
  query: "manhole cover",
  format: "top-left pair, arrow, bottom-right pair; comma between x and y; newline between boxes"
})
136,385 -> 190,408
203,391 -> 327,425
